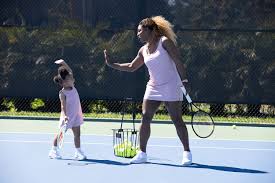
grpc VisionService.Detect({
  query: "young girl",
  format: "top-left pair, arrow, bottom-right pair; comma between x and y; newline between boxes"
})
48,59 -> 86,160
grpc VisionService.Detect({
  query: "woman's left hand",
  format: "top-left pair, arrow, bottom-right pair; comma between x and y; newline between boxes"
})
181,79 -> 190,92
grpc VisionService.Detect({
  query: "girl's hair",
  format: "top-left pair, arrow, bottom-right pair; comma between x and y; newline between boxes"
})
139,15 -> 177,45
53,75 -> 63,85
53,66 -> 70,86
57,66 -> 69,80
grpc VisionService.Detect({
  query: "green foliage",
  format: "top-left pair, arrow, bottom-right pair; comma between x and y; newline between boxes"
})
31,98 -> 45,110
157,103 -> 167,114
1,98 -> 17,112
0,0 -> 275,117
88,100 -> 108,113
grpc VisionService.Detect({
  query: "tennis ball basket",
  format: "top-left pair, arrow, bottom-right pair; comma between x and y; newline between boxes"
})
112,98 -> 139,158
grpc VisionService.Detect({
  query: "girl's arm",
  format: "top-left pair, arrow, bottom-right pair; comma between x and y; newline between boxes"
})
162,37 -> 188,82
104,47 -> 145,72
55,59 -> 73,74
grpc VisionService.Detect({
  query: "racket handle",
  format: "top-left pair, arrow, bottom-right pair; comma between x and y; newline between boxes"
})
64,118 -> 69,131
64,123 -> 68,132
180,86 -> 193,103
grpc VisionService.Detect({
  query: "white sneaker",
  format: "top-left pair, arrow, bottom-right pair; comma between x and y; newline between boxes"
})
74,150 -> 87,161
48,149 -> 62,159
130,151 -> 147,164
182,151 -> 192,166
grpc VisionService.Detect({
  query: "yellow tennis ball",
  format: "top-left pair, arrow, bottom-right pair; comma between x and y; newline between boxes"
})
117,149 -> 125,156
130,147 -> 138,157
125,147 -> 132,157
117,151 -> 123,156
120,147 -> 137,157
123,140 -> 132,147
114,141 -> 139,157
114,144 -> 124,156
232,125 -> 236,129
114,145 -> 118,153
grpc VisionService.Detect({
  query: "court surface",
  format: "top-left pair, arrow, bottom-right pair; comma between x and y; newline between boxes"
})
0,119 -> 274,183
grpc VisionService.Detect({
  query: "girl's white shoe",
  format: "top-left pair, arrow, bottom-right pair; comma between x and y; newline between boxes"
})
48,149 -> 62,159
74,150 -> 87,161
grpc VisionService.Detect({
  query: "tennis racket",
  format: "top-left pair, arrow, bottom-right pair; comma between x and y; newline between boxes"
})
181,86 -> 215,138
57,120 -> 68,149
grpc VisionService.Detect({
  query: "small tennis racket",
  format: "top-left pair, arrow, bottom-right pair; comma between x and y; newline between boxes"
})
57,121 -> 68,149
181,86 -> 215,138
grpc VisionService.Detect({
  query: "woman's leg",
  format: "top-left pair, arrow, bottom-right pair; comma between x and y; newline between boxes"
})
164,101 -> 190,151
139,100 -> 161,152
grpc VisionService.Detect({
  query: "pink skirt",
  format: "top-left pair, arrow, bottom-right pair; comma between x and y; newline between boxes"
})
58,112 -> 84,129
144,81 -> 183,101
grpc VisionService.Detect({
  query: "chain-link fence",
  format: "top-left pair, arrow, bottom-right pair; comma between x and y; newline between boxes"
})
0,0 -> 274,124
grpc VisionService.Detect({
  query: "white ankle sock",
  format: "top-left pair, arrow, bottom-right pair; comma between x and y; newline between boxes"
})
76,148 -> 82,153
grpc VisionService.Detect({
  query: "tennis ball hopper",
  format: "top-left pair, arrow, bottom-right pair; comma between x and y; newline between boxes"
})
112,98 -> 139,158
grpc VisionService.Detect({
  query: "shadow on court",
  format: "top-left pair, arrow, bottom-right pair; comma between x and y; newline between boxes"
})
64,158 -> 130,166
147,162 -> 268,174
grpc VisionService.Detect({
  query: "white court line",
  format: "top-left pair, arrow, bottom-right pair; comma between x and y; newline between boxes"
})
1,131 -> 275,143
0,139 -> 275,152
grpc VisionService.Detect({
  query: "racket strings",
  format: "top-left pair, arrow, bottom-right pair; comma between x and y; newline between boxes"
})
58,132 -> 63,141
192,111 -> 214,138
57,125 -> 66,148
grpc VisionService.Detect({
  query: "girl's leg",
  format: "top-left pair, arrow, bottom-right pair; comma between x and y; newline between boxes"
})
53,135 -> 58,147
72,126 -> 86,160
48,134 -> 61,159
72,126 -> 81,148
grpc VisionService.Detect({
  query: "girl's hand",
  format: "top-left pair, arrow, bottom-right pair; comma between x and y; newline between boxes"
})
182,79 -> 188,83
64,116 -> 69,123
54,59 -> 65,64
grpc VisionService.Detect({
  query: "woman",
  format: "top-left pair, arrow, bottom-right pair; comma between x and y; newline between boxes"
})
104,16 -> 192,165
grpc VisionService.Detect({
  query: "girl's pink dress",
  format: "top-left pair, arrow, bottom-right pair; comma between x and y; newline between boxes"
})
59,87 -> 83,128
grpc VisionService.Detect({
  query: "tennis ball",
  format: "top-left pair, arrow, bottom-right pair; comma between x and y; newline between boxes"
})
114,146 -> 124,156
114,143 -> 129,157
232,125 -> 237,129
125,146 -> 138,157
131,147 -> 138,157
123,141 -> 132,147
125,147 -> 132,157
114,141 -> 139,157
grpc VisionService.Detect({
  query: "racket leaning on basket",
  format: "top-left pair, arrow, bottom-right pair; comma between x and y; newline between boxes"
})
57,120 -> 68,149
181,86 -> 215,138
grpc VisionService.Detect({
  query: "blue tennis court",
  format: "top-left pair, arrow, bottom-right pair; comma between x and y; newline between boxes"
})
1,1 -> 275,183
0,119 -> 274,183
